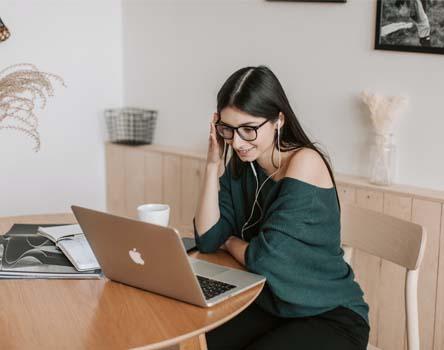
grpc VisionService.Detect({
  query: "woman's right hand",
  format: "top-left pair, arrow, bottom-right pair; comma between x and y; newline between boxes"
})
207,112 -> 223,166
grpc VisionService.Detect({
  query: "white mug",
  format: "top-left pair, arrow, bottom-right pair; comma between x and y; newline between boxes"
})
137,203 -> 170,227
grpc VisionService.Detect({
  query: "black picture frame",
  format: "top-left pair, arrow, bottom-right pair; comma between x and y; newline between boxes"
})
375,0 -> 444,54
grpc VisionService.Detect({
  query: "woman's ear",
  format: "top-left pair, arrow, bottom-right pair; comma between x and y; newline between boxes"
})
277,112 -> 285,129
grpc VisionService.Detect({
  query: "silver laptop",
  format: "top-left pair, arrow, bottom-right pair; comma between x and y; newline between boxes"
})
71,206 -> 265,307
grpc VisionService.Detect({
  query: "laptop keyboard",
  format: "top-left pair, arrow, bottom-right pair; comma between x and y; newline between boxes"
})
196,275 -> 237,300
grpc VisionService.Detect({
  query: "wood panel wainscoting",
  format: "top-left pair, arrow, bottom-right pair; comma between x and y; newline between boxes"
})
105,143 -> 444,350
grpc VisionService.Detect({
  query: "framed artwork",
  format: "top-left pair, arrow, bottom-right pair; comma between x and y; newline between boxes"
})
375,0 -> 444,54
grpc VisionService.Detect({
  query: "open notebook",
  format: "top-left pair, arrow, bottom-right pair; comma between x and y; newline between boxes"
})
37,224 -> 100,271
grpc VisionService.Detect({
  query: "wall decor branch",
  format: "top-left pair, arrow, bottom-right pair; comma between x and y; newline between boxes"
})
0,63 -> 65,151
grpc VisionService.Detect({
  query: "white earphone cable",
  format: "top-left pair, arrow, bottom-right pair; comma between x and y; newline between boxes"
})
241,118 -> 281,240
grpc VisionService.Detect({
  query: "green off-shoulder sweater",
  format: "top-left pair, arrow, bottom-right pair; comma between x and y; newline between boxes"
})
193,159 -> 369,324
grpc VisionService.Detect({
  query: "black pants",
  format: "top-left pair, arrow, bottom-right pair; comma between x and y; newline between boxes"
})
206,302 -> 369,350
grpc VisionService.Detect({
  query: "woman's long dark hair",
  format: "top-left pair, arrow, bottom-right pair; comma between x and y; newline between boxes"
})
216,65 -> 340,208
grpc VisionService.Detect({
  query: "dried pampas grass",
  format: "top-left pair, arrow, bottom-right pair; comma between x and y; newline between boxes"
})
0,63 -> 65,151
360,91 -> 408,136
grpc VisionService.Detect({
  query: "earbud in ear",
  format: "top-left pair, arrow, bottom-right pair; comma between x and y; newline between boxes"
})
277,118 -> 282,131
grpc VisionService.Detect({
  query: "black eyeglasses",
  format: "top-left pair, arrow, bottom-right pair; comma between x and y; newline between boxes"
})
215,119 -> 270,141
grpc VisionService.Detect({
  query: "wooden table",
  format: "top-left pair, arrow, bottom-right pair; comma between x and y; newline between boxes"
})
0,214 -> 264,350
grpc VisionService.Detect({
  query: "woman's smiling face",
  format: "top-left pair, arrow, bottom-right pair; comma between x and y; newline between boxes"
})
218,106 -> 277,161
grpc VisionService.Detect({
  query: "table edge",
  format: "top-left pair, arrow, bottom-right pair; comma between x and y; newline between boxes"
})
129,282 -> 265,350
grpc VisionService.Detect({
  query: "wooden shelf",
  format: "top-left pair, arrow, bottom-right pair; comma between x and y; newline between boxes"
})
336,173 -> 444,204
108,142 -> 444,203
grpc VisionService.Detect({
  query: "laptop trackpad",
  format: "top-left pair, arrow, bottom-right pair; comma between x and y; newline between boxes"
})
191,260 -> 229,277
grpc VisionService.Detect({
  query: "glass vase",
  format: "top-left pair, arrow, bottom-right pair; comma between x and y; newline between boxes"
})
369,133 -> 396,186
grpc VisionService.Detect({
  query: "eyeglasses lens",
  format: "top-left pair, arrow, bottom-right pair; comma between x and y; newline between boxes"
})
216,125 -> 256,141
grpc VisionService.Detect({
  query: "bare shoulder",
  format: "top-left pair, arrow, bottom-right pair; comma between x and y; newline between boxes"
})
284,148 -> 334,189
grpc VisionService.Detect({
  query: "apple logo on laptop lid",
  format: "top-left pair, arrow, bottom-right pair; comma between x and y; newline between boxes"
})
129,248 -> 145,265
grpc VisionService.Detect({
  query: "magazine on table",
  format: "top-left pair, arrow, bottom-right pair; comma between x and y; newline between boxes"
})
0,224 -> 101,279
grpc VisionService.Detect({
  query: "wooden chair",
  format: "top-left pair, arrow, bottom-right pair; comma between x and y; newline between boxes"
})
341,204 -> 427,350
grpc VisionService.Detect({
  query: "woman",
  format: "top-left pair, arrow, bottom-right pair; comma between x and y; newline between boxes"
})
193,66 -> 369,350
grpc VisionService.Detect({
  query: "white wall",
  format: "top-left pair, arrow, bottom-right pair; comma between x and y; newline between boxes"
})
0,0 -> 123,216
123,0 -> 444,191
1,0 -> 442,218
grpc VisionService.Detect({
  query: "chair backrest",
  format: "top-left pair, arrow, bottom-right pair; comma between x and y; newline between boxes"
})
341,204 -> 426,270
340,204 -> 427,350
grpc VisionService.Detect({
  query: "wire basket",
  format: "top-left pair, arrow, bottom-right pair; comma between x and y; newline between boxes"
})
105,108 -> 157,145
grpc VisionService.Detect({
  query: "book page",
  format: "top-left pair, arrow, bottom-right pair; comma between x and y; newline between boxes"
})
37,224 -> 83,242
57,236 -> 100,271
